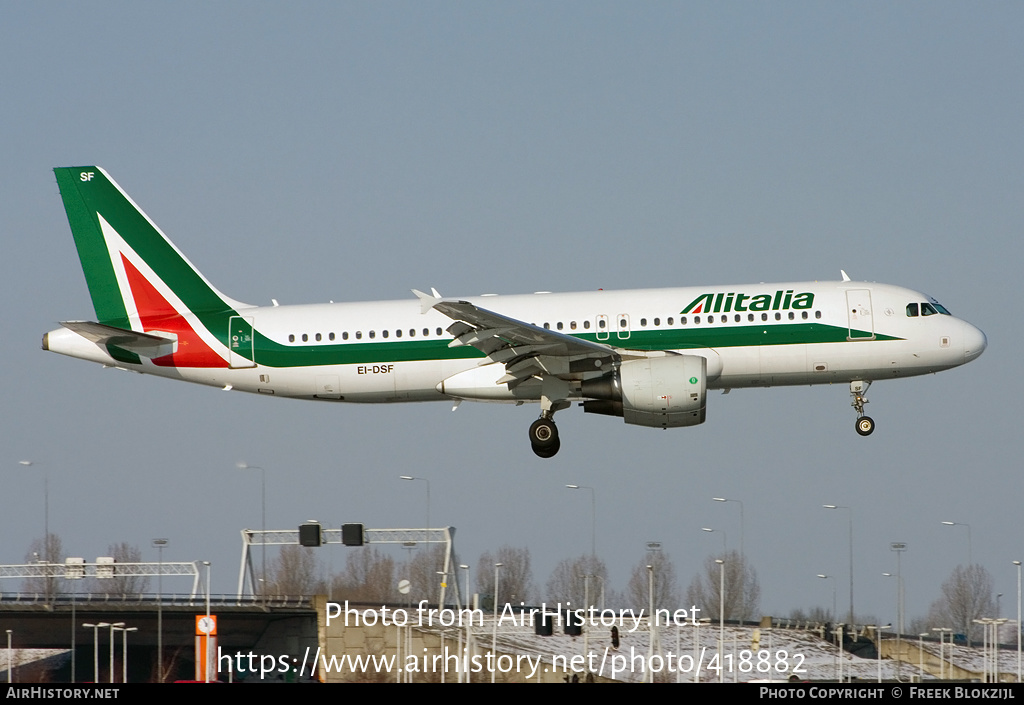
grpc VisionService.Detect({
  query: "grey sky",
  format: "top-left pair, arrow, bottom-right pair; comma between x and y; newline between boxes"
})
2,2 -> 1019,625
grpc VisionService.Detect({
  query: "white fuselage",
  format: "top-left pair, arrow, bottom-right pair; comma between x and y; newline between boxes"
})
45,280 -> 986,405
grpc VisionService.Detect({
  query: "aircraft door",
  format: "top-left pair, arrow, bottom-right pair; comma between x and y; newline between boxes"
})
229,316 -> 257,368
596,315 -> 610,341
846,290 -> 875,340
616,313 -> 631,340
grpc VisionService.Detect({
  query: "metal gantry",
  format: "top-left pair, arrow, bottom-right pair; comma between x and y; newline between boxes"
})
236,526 -> 459,607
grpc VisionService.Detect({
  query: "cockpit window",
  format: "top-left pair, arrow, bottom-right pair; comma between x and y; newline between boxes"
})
933,302 -> 951,315
921,302 -> 938,316
906,303 -> 919,317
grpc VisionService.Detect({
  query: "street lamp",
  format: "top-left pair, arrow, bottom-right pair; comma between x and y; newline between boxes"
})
716,559 -> 725,683
491,562 -> 502,684
824,504 -> 855,626
107,622 -> 124,683
941,521 -> 973,567
6,630 -> 11,684
236,463 -> 268,595
203,561 -> 212,683
82,623 -> 109,683
712,497 -> 745,560
565,484 -> 596,558
152,538 -> 168,682
701,527 -> 727,555
399,476 -> 430,535
1013,560 -> 1021,682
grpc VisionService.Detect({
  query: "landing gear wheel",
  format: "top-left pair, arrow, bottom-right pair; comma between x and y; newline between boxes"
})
532,438 -> 561,458
856,416 -> 875,436
528,418 -> 559,448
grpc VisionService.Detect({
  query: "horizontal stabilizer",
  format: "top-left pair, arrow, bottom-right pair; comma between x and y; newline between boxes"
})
61,321 -> 178,359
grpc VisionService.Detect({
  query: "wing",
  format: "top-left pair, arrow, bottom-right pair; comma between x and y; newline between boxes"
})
428,297 -> 619,391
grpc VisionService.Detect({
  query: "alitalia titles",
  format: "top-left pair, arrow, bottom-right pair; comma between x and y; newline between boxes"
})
681,290 -> 815,315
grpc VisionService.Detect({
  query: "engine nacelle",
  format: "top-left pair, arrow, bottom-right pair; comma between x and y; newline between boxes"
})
582,355 -> 707,428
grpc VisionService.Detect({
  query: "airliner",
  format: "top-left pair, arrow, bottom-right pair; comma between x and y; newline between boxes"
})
44,167 -> 987,457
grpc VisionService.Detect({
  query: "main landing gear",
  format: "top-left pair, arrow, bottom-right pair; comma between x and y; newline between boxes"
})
850,380 -> 874,436
530,379 -> 571,458
529,417 -> 560,458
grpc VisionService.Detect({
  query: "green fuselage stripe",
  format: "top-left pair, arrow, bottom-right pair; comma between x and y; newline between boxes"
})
247,323 -> 900,368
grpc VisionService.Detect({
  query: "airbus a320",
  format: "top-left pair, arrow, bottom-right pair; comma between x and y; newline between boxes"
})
44,167 -> 987,457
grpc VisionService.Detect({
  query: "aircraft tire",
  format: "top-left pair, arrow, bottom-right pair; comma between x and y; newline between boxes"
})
532,438 -> 561,458
529,418 -> 558,448
855,416 -> 875,436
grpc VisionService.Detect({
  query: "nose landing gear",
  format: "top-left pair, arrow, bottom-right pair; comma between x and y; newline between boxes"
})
850,381 -> 874,436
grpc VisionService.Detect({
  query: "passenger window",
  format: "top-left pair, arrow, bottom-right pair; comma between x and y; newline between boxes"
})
436,327 -> 443,336
302,334 -> 308,342
315,333 -> 322,341
423,328 -> 429,336
694,316 -> 701,324
584,321 -> 591,329
342,332 -> 349,340
356,331 -> 362,339
721,315 -> 727,323
409,329 -> 415,337
571,321 -> 578,330
802,311 -> 808,320
557,322 -> 563,330
761,313 -> 768,322
788,312 -> 794,320
544,322 -> 550,329
369,331 -> 376,339
288,334 -> 295,343
815,311 -> 821,319
748,314 -> 754,322
735,314 -> 741,323
654,318 -> 660,326
775,312 -> 781,321
667,317 -> 674,325
598,320 -> 606,329
681,316 -> 687,325
329,332 -> 335,341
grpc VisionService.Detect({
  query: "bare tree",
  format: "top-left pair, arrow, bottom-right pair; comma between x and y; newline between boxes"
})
332,547 -> 398,603
685,550 -> 760,621
627,551 -> 680,611
546,554 -> 608,608
406,544 -> 449,604
477,546 -> 533,606
926,564 -> 995,643
95,542 -> 150,596
22,534 -> 64,599
265,545 -> 323,595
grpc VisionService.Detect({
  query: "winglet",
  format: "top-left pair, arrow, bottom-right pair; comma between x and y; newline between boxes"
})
841,270 -> 851,282
412,288 -> 442,314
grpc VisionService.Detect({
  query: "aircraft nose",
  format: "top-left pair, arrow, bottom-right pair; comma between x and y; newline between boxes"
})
963,321 -> 987,363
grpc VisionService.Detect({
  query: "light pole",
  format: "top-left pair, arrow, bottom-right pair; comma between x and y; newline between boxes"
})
701,527 -> 727,555
817,574 -> 837,623
18,460 -> 53,603
713,497 -> 745,560
203,561 -> 212,683
491,562 -> 502,684
399,475 -> 430,535
941,521 -> 972,567
152,538 -> 168,682
236,463 -> 267,595
716,559 -> 725,683
83,623 -> 109,683
107,622 -> 124,683
6,630 -> 11,684
1013,560 -> 1021,682
824,504 -> 855,626
565,484 -> 596,558
122,627 -> 137,683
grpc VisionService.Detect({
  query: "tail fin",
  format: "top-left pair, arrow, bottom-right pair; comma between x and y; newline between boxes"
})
54,167 -> 251,367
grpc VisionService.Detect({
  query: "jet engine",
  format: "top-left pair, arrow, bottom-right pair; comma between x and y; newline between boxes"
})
582,355 -> 707,428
